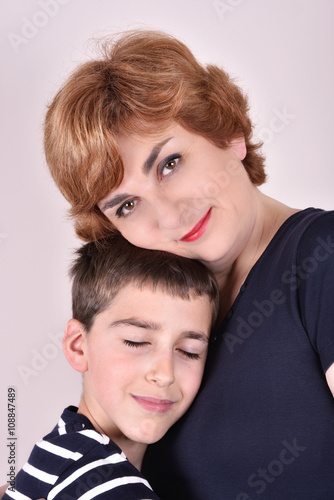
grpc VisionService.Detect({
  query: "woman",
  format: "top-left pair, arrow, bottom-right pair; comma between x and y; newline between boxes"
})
44,30 -> 334,499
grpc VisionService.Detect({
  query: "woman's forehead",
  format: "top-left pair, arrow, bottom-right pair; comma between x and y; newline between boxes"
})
116,121 -> 179,146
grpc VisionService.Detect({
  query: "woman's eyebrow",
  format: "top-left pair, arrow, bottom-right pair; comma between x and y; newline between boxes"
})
100,193 -> 131,212
143,137 -> 172,174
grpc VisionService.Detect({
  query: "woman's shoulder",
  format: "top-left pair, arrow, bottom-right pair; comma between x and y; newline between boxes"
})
273,207 -> 334,248
253,207 -> 334,276
285,206 -> 333,229
294,208 -> 334,260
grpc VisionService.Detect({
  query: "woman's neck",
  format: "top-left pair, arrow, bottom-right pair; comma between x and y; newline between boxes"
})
212,193 -> 299,320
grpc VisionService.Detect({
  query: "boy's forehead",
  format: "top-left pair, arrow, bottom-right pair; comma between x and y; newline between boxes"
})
100,283 -> 213,330
113,282 -> 212,306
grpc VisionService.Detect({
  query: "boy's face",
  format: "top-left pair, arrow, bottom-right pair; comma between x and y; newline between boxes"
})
80,284 -> 212,445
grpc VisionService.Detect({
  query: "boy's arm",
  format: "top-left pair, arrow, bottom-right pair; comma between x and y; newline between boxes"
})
0,485 -> 7,499
0,484 -> 44,500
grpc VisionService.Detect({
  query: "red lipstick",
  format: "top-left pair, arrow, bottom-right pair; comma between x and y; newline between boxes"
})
180,208 -> 212,243
132,396 -> 175,413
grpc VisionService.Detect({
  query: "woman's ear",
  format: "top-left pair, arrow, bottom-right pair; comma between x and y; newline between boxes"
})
63,319 -> 88,373
230,137 -> 247,160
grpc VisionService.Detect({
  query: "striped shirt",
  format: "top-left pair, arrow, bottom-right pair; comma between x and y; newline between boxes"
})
4,406 -> 160,499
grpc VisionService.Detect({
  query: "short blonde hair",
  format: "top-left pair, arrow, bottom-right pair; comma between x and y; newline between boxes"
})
44,30 -> 266,241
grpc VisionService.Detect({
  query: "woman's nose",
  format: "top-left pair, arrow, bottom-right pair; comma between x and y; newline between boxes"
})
146,352 -> 175,387
153,197 -> 183,231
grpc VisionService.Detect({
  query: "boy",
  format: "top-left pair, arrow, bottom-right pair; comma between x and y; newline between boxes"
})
4,233 -> 219,499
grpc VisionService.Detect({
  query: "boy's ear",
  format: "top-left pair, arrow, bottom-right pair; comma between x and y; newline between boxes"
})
63,319 -> 88,373
230,136 -> 247,160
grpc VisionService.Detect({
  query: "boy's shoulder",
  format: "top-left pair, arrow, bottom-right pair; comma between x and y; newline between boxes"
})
29,405 -> 127,474
44,405 -> 118,453
5,406 -> 133,500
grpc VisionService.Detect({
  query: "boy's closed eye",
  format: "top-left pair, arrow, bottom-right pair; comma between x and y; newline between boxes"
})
122,338 -> 208,360
123,339 -> 150,348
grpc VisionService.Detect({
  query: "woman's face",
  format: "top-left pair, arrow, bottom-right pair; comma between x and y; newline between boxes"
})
98,124 -> 258,272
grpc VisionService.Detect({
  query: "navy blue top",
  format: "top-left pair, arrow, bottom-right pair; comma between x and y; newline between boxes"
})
4,406 -> 160,499
143,208 -> 334,499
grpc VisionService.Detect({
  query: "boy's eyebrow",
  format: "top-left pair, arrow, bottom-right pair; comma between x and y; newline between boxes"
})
181,331 -> 209,343
142,137 -> 172,174
109,318 -> 161,330
109,318 -> 209,342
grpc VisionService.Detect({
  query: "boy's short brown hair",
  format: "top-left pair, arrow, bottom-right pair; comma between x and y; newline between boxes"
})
45,29 -> 266,241
70,233 -> 219,332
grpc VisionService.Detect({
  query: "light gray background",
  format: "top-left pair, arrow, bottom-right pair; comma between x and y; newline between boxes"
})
1,0 -> 334,477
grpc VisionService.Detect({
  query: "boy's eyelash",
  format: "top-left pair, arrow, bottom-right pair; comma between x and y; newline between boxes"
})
124,340 -> 149,348
179,350 -> 200,360
123,341 -> 200,360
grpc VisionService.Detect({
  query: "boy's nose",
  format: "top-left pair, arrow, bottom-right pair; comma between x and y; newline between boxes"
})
146,353 -> 175,387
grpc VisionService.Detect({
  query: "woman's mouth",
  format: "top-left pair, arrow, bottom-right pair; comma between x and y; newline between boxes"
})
132,396 -> 175,413
180,208 -> 212,243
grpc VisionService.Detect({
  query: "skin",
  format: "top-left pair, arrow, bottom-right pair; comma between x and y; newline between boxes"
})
99,122 -> 334,394
63,284 -> 213,470
1,125 -> 333,499
0,285 -> 212,496
99,124 -> 297,316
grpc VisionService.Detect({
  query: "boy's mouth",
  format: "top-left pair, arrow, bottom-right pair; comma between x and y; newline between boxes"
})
132,395 -> 175,413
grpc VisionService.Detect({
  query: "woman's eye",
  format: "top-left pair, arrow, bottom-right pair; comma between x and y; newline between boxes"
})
124,340 -> 149,348
160,155 -> 181,178
116,199 -> 137,218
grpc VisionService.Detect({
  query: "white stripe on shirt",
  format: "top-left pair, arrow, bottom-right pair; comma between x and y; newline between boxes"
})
57,417 -> 66,435
48,453 -> 127,500
78,476 -> 153,500
36,439 -> 83,460
22,462 -> 58,485
78,429 -> 110,445
4,488 -> 31,500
